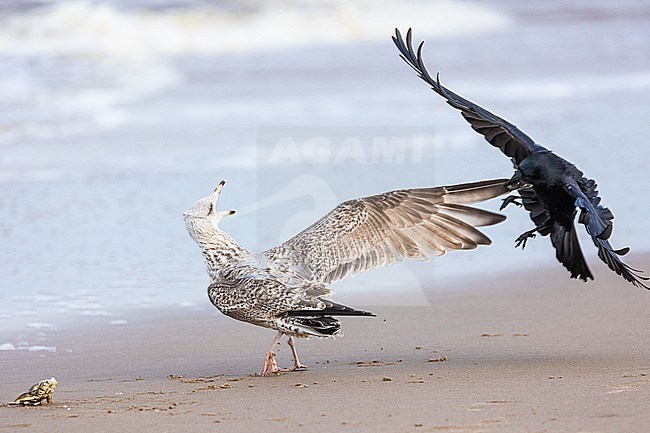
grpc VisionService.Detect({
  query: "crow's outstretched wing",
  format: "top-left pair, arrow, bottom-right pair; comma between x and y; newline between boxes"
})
392,28 -> 546,166
575,176 -> 614,239
578,179 -> 648,289
592,238 -> 649,289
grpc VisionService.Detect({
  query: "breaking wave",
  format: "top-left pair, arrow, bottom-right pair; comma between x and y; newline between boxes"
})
0,0 -> 510,58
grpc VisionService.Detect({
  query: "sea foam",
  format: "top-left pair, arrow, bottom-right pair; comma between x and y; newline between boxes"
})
0,0 -> 510,58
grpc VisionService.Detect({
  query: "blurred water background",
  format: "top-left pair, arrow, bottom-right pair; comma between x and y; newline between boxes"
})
1,0 -> 649,336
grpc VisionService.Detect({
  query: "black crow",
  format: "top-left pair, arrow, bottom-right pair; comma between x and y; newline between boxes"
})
392,28 -> 648,289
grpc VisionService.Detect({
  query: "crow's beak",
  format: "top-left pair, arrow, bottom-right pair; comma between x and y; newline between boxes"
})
504,171 -> 526,190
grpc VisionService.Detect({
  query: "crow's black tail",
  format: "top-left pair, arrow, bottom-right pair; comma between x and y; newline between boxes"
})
550,223 -> 593,282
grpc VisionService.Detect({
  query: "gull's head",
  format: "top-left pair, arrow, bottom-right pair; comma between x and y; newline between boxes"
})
183,180 -> 236,229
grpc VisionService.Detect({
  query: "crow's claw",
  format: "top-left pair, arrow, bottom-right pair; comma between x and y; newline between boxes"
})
515,231 -> 536,249
500,195 -> 523,211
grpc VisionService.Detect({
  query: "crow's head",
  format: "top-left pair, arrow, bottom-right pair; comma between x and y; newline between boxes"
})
513,152 -> 553,187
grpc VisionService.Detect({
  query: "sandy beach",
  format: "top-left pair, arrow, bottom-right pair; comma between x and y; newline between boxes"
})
2,261 -> 649,433
1,1 -> 649,432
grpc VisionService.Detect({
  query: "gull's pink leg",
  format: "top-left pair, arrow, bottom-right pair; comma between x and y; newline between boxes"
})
260,331 -> 283,376
281,336 -> 308,371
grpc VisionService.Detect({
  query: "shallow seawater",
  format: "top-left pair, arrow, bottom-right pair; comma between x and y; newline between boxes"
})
0,0 -> 649,338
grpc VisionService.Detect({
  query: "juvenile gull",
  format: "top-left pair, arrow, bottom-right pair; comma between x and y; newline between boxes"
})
393,28 -> 648,289
184,179 -> 508,375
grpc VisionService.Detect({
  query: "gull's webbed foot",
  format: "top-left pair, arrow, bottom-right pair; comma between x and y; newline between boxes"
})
259,331 -> 284,376
260,351 -> 279,376
281,336 -> 308,372
280,363 -> 308,372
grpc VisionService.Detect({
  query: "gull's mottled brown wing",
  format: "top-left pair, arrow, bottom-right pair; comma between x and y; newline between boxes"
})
264,179 -> 508,284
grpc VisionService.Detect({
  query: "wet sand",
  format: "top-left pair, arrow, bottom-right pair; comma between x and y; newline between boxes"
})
2,263 -> 650,433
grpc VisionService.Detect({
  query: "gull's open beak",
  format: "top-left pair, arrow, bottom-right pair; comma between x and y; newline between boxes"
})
210,179 -> 228,206
213,179 -> 227,195
210,180 -> 236,218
